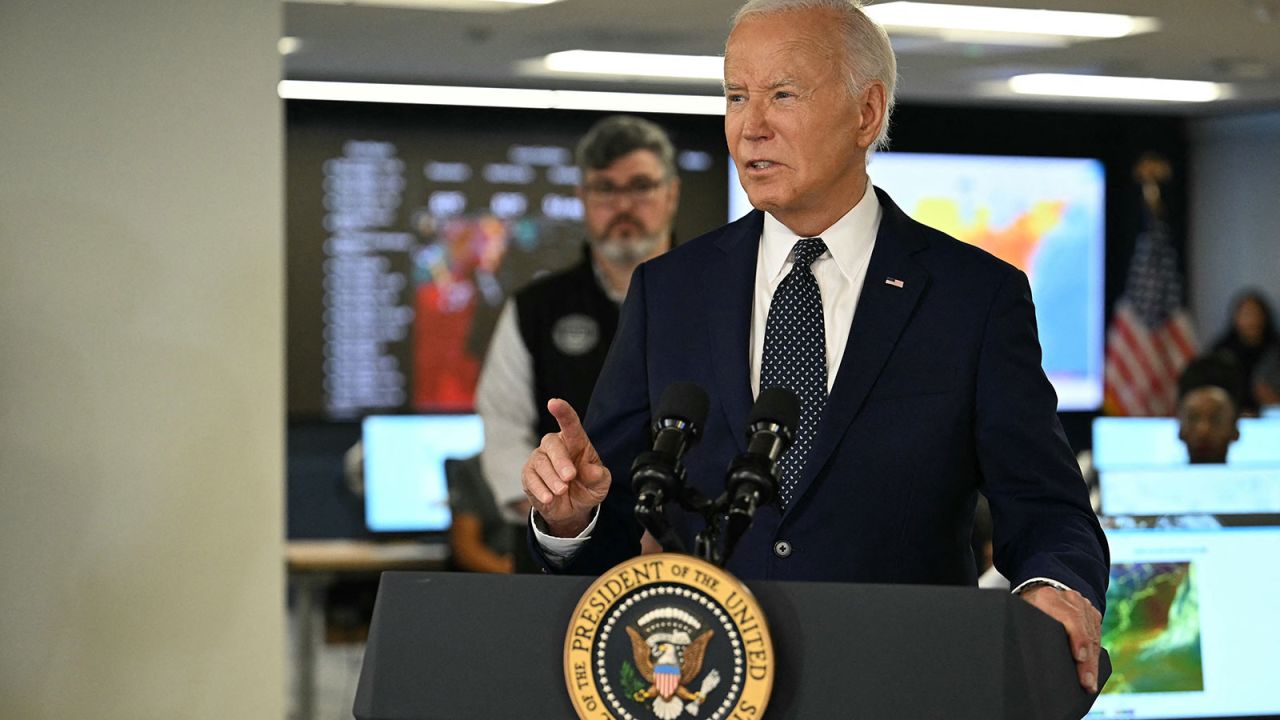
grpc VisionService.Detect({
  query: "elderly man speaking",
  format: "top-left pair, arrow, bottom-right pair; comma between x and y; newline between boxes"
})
521,0 -> 1108,697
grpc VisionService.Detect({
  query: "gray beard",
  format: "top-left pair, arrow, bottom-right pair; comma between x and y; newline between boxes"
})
593,233 -> 662,265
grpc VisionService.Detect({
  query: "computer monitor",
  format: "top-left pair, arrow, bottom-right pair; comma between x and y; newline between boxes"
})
1093,416 -> 1280,471
1092,417 -> 1185,470
1237,418 -> 1280,464
1099,464 -> 1280,516
361,414 -> 484,533
1090,515 -> 1280,719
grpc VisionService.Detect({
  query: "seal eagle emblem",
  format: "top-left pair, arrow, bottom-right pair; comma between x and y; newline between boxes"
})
564,553 -> 773,720
626,609 -> 721,718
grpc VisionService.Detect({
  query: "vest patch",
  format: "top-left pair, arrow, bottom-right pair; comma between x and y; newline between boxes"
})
552,313 -> 601,356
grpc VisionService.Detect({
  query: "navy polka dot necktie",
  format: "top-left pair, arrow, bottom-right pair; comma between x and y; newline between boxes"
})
761,236 -> 828,509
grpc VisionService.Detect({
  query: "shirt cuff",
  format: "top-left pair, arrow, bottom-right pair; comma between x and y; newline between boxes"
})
530,507 -> 599,569
1011,576 -> 1073,595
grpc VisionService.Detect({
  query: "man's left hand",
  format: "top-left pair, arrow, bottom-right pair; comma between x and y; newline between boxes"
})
1019,584 -> 1102,693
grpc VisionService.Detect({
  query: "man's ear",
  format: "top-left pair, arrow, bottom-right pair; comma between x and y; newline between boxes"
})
855,81 -> 887,150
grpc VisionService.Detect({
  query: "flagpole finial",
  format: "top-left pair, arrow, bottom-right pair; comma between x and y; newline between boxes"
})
1134,153 -> 1172,218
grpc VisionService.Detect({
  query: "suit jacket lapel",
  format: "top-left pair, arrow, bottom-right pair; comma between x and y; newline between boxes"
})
785,188 -> 931,514
705,211 -> 763,453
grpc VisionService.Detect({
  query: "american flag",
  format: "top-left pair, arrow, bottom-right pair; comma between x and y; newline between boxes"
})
1103,214 -> 1197,416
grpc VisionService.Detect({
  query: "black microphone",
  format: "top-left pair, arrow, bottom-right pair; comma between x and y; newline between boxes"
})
631,382 -> 710,552
722,387 -> 800,563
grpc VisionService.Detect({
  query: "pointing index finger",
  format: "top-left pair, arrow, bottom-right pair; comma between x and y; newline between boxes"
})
548,398 -> 586,452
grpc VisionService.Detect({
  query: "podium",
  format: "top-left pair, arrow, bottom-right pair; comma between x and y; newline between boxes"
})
354,571 -> 1107,719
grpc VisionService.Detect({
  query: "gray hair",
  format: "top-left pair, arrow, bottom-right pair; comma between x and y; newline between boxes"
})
729,0 -> 897,150
575,115 -> 678,179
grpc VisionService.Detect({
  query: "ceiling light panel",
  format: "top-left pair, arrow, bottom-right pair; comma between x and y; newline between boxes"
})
539,50 -> 724,81
1007,74 -> 1227,103
286,0 -> 563,13
864,2 -> 1158,40
277,80 -> 726,115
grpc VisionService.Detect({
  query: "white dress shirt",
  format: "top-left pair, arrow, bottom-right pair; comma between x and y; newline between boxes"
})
750,181 -> 880,396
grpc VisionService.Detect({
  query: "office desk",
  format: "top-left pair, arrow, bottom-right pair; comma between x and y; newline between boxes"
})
287,540 -> 448,720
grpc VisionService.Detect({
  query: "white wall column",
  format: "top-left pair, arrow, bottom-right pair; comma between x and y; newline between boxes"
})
0,2 -> 284,717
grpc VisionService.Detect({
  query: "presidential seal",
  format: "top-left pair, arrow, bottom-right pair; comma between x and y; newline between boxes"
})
564,553 -> 773,720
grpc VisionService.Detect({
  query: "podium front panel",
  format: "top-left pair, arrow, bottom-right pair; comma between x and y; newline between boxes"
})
355,572 -> 1102,719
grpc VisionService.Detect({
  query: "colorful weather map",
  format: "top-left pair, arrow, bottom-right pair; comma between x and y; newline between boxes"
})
867,153 -> 1106,410
1102,561 -> 1204,694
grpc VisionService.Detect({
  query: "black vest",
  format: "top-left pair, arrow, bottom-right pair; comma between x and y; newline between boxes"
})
515,247 -> 620,437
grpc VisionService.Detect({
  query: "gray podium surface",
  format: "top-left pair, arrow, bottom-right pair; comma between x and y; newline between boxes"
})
355,571 -> 1106,719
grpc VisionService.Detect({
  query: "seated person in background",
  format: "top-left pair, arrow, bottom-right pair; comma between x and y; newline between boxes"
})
1176,354 -> 1245,464
1209,289 -> 1278,415
445,455 -> 515,573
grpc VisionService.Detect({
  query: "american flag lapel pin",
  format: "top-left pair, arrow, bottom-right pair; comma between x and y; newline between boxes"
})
885,276 -> 905,288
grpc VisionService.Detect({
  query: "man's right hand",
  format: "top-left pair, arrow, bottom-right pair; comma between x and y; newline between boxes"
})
522,398 -> 612,537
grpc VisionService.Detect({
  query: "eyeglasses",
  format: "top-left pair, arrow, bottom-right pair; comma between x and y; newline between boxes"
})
582,177 -> 668,204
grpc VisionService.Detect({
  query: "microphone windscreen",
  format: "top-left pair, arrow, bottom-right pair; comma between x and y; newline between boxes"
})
656,382 -> 710,427
752,387 -> 801,430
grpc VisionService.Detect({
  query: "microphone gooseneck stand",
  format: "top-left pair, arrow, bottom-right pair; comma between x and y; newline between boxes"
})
633,383 -> 800,569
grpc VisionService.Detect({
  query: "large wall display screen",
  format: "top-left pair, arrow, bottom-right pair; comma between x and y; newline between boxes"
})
288,102 -> 728,418
732,152 -> 1106,410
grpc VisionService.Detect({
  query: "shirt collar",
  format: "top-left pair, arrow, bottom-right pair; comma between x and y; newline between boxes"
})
761,181 -> 881,288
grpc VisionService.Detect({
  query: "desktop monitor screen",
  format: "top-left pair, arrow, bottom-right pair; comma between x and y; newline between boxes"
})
731,152 -> 1106,411
362,414 -> 484,533
1099,464 -> 1280,516
1090,515 -> 1280,719
1094,417 -> 1280,516
1093,416 -> 1280,471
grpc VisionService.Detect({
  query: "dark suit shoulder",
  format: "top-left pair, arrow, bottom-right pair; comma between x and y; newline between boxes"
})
873,186 -> 1019,283
903,219 -> 1020,283
936,235 -> 1019,280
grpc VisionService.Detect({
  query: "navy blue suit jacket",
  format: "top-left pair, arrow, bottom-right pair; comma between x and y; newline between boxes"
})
557,188 -> 1109,611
